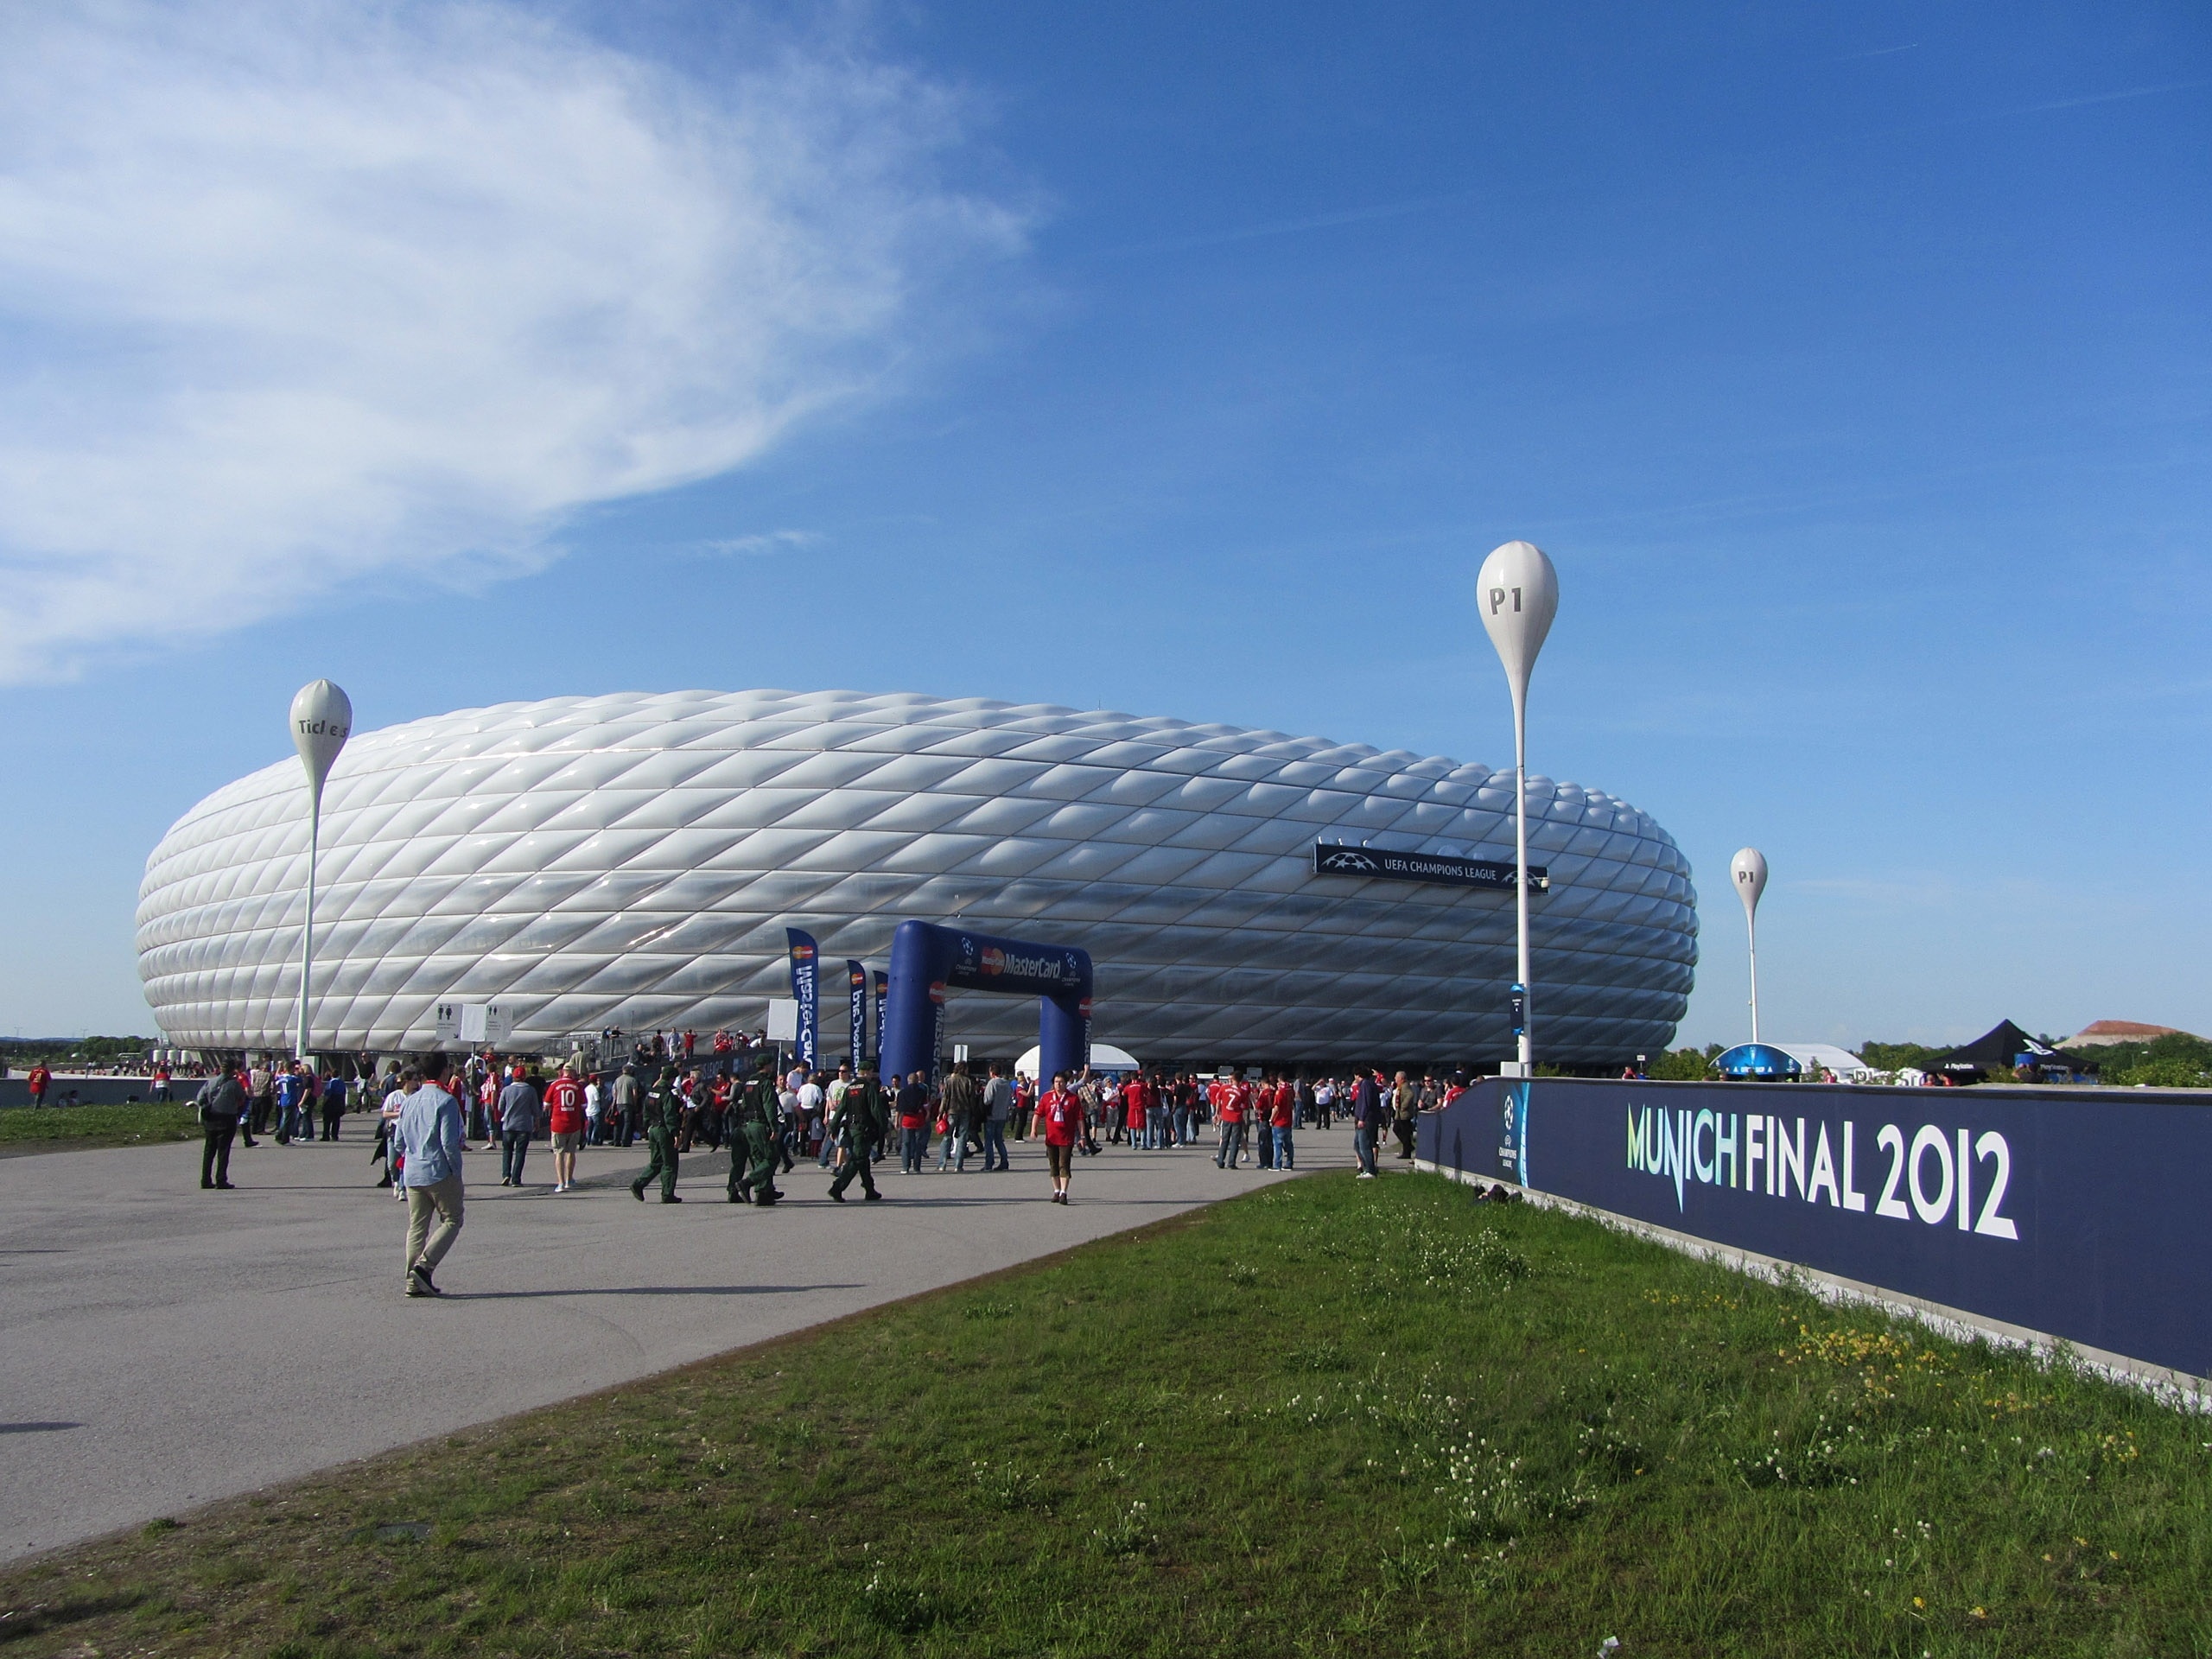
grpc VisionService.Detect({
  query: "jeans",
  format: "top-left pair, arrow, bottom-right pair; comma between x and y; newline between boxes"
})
982,1120 -> 1009,1170
1273,1125 -> 1294,1169
500,1129 -> 531,1184
1174,1108 -> 1195,1146
900,1125 -> 926,1173
1256,1123 -> 1275,1168
1216,1121 -> 1245,1168
1353,1126 -> 1377,1175
936,1126 -> 957,1170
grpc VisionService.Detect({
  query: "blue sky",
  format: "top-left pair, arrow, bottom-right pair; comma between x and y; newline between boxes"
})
2,1 -> 2207,1048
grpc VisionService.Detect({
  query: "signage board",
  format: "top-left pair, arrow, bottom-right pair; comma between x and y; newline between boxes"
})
435,1002 -> 512,1046
1312,842 -> 1548,891
765,997 -> 799,1043
1420,1077 -> 2212,1383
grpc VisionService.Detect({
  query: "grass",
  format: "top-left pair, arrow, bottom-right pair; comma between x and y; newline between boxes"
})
3,1172 -> 2207,1656
0,1101 -> 198,1152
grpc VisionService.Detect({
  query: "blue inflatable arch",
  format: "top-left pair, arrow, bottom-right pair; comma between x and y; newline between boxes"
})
878,920 -> 1092,1085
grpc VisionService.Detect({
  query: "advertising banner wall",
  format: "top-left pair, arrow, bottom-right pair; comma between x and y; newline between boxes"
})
784,929 -> 819,1071
1419,1077 -> 2212,1384
847,961 -> 868,1066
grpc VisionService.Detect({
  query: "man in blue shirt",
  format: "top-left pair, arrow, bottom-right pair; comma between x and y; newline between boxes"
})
397,1054 -> 467,1297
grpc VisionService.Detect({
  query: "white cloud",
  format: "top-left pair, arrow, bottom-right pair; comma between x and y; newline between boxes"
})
0,1 -> 1023,680
695,529 -> 824,556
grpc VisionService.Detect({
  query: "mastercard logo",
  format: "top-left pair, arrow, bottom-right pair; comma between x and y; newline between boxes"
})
980,947 -> 1004,974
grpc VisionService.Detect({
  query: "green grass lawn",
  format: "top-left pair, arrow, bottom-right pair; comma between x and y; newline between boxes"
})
3,1172 -> 2206,1656
0,1100 -> 198,1152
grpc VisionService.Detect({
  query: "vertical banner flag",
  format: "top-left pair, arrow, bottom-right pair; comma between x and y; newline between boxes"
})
785,928 -> 819,1071
847,960 -> 868,1067
874,970 -> 888,1062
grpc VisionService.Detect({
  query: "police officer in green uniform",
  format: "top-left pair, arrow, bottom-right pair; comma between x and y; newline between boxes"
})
630,1064 -> 683,1203
826,1060 -> 889,1201
727,1061 -> 783,1205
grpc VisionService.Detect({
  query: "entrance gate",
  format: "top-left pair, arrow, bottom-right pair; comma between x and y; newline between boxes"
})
878,920 -> 1093,1085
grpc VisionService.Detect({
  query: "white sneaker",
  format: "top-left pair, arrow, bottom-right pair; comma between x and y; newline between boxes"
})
1357,1172 -> 1376,1180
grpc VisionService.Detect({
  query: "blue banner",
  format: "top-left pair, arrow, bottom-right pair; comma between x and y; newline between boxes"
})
1420,1077 -> 2212,1382
873,970 -> 887,1061
847,960 -> 868,1067
785,928 -> 819,1071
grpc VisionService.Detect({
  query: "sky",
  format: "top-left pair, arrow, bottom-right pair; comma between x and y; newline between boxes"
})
1,0 -> 2207,1050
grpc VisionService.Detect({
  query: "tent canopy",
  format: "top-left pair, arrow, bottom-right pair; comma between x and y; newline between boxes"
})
1015,1043 -> 1139,1079
1930,1020 -> 2097,1077
1775,1042 -> 1872,1079
1714,1042 -> 1802,1080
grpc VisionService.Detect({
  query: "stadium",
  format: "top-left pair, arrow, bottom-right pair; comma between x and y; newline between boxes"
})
135,690 -> 1699,1066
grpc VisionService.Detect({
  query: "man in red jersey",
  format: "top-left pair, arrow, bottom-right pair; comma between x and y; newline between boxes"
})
1269,1077 -> 1296,1169
1122,1072 -> 1149,1148
1214,1074 -> 1248,1170
543,1064 -> 586,1193
1039,1071 -> 1081,1203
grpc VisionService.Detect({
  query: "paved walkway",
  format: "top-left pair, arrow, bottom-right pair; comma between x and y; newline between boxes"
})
0,1126 -> 1319,1561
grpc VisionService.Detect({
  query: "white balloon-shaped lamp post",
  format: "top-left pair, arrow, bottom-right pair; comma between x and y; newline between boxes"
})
1731,847 -> 1768,1044
290,681 -> 352,1061
1477,540 -> 1560,1077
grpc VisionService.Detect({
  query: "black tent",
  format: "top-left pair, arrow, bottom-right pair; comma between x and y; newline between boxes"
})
1929,1020 -> 2097,1081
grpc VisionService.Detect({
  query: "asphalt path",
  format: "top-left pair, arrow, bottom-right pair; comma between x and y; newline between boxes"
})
0,1123 -> 1314,1562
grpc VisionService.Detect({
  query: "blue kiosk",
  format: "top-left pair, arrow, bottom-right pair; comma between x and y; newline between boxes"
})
877,919 -> 1093,1085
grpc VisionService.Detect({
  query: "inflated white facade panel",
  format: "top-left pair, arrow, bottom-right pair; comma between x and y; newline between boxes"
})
137,690 -> 1698,1062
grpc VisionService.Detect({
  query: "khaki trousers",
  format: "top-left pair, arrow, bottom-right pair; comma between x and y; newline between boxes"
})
404,1175 -> 466,1281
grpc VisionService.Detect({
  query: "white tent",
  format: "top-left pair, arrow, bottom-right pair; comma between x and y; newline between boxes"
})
1014,1043 -> 1140,1079
1775,1042 -> 1875,1082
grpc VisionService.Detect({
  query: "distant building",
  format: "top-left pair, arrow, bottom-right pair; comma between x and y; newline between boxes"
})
2061,1020 -> 2194,1048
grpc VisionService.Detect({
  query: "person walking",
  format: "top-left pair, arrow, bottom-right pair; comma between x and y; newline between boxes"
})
397,1057 -> 467,1297
1039,1070 -> 1079,1203
1270,1077 -> 1296,1170
895,1071 -> 930,1174
1391,1071 -> 1419,1160
1349,1070 -> 1382,1179
940,1062 -> 982,1172
543,1064 -> 585,1192
196,1065 -> 246,1189
827,1061 -> 888,1201
980,1061 -> 1014,1171
497,1067 -> 543,1187
728,1061 -> 783,1206
630,1065 -> 683,1203
611,1065 -> 641,1147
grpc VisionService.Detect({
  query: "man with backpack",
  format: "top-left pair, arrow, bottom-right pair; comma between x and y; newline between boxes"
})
196,1064 -> 247,1188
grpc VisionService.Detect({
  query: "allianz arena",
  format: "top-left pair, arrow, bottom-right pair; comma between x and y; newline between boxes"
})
136,690 -> 1698,1065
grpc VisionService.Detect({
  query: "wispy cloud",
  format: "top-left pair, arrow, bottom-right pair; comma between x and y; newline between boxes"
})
696,530 -> 824,556
1098,191 -> 1478,257
0,2 -> 1026,682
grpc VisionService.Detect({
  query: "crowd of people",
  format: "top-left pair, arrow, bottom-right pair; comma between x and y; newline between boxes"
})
175,1027 -> 1475,1296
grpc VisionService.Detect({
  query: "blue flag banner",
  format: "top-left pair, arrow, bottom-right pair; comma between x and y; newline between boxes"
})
1419,1077 -> 2212,1387
873,969 -> 887,1062
847,960 -> 868,1067
785,928 -> 819,1071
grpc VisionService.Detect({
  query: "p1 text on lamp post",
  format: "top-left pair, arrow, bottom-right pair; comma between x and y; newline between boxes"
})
290,681 -> 352,1063
1478,540 -> 1559,1078
1731,847 -> 1768,1043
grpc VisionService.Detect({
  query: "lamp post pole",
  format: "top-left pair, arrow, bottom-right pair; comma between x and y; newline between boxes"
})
1478,541 -> 1559,1077
1731,847 -> 1768,1044
290,681 -> 353,1063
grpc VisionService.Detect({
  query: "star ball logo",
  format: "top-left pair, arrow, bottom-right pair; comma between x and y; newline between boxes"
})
1319,849 -> 1379,874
